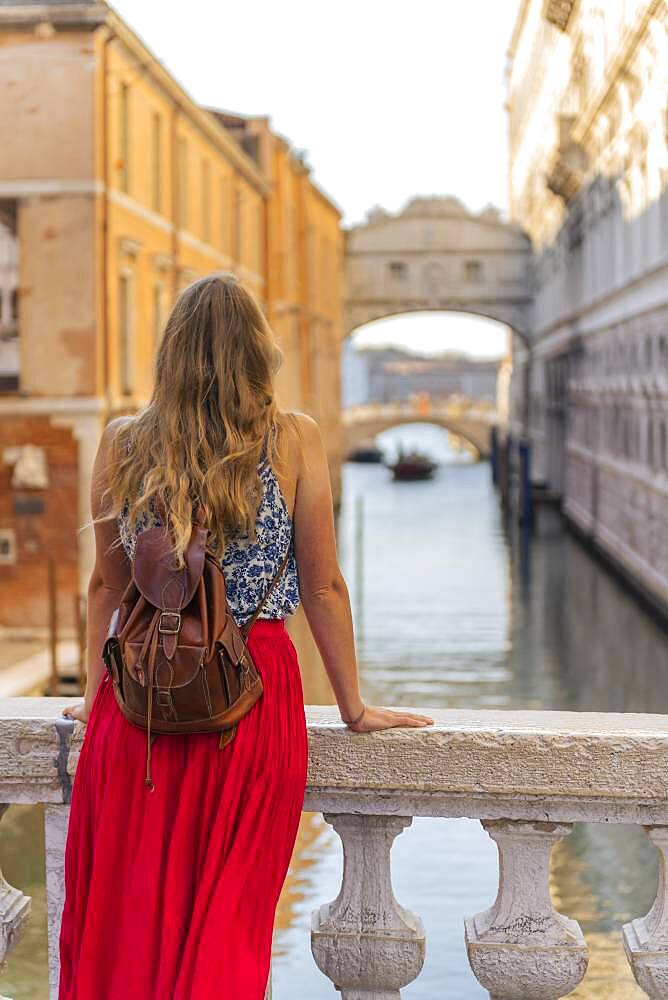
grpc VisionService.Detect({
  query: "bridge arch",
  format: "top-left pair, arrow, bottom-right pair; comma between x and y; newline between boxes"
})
344,196 -> 532,344
342,405 -> 496,461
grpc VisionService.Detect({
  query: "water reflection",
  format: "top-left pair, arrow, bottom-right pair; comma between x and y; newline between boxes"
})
1,805 -> 49,1000
2,423 -> 667,998
272,424 -> 665,998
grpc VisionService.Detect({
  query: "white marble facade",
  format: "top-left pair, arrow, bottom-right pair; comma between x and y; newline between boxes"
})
507,0 -> 668,610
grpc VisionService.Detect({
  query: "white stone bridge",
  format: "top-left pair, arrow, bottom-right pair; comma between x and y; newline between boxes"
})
343,399 -> 498,460
1,700 -> 668,998
344,196 -> 532,342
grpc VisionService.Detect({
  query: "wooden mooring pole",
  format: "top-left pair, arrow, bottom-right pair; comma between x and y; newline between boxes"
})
47,555 -> 58,696
74,592 -> 87,691
354,494 -> 364,638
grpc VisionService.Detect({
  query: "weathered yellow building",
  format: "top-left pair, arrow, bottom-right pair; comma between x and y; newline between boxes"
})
0,0 -> 343,631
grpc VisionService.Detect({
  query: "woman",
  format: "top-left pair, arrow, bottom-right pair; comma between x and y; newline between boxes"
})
60,272 -> 433,1000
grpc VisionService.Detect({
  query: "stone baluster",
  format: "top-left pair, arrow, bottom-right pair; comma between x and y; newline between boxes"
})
0,804 -> 31,978
623,826 -> 668,998
311,813 -> 425,999
44,804 -> 70,1000
465,819 -> 588,1000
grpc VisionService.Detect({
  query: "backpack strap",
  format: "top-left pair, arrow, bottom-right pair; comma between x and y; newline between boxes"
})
240,543 -> 292,640
150,493 -> 291,637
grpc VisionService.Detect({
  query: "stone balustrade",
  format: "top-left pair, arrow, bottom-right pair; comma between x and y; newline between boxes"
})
3,700 -> 668,998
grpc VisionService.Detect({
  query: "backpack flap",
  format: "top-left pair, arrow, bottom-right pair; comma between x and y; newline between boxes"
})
133,521 -> 207,609
133,518 -> 205,593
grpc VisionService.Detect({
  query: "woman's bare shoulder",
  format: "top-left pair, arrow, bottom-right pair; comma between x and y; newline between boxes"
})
278,409 -> 318,428
108,413 -> 135,436
277,410 -> 323,464
278,410 -> 322,442
92,416 -> 135,489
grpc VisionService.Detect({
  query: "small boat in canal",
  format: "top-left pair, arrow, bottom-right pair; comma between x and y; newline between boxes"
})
388,448 -> 437,481
347,443 -> 385,463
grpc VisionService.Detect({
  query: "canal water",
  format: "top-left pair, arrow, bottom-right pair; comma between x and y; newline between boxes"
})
2,422 -> 667,998
271,423 -> 666,999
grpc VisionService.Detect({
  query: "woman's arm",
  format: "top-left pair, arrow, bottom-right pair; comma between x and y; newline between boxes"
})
63,417 -> 132,723
292,413 -> 433,733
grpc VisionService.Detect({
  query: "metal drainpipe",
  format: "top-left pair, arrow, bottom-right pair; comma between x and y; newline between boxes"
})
100,26 -> 113,419
170,101 -> 180,300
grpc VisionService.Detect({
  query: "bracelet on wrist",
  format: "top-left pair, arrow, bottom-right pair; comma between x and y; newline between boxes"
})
341,703 -> 366,727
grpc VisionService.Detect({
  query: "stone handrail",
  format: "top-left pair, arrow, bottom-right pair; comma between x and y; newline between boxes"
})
2,700 -> 668,998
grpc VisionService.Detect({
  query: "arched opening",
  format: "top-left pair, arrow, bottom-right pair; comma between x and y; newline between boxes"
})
343,305 -> 526,345
342,310 -> 510,465
376,421 -> 480,466
347,310 -> 511,354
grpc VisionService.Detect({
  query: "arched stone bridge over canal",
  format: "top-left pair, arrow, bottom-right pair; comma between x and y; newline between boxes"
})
342,400 -> 497,460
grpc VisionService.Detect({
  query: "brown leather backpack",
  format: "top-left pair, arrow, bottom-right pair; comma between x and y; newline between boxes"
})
102,500 -> 290,791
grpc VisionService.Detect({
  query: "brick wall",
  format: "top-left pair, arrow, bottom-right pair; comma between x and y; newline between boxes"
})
0,415 -> 79,631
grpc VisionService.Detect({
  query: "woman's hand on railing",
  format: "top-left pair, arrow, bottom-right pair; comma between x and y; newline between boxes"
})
343,704 -> 434,732
62,701 -> 91,724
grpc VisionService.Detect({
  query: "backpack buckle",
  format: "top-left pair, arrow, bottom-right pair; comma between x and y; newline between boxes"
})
159,610 -> 181,634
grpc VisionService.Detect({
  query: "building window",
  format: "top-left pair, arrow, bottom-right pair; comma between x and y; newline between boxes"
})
151,111 -> 162,213
177,138 -> 188,229
201,159 -> 211,243
0,528 -> 17,565
220,175 -> 230,253
257,201 -> 264,274
233,180 -> 241,264
648,418 -> 656,471
118,272 -> 134,395
0,217 -> 19,392
465,259 -> 484,282
388,260 -> 406,280
152,282 -> 164,353
119,82 -> 130,193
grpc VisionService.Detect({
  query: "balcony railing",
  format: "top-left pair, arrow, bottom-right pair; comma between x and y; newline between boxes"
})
2,700 -> 668,999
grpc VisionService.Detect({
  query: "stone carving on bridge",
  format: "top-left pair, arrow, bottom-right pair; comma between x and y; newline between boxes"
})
401,195 -> 469,218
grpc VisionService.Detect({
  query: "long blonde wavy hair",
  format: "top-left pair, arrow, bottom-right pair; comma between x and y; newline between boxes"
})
98,272 -> 294,569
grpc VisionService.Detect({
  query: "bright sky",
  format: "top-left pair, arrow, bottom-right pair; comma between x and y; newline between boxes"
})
112,0 -> 522,358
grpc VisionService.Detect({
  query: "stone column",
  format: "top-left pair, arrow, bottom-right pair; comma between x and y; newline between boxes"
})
623,826 -> 668,998
44,804 -> 70,1000
465,819 -> 588,1000
0,805 -> 31,970
311,813 -> 425,999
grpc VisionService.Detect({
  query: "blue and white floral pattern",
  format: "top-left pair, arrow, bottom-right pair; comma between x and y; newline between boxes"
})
117,457 -> 300,628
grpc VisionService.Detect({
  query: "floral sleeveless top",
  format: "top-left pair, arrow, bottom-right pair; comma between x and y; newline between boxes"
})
117,451 -> 300,628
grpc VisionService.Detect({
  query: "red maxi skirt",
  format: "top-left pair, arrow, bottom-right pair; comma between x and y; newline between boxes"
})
59,618 -> 309,1000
